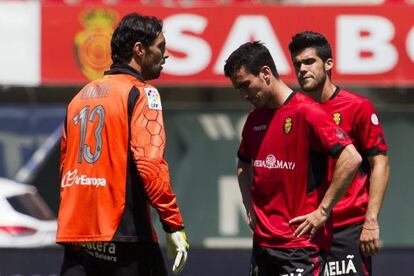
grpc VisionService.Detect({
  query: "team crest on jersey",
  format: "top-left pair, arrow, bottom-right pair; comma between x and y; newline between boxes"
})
333,112 -> 341,125
283,116 -> 292,134
144,88 -> 162,110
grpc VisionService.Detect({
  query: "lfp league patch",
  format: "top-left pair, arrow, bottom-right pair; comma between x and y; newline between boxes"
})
144,87 -> 162,110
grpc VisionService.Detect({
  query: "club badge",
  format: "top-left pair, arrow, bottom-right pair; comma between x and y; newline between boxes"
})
333,112 -> 341,125
284,116 -> 292,134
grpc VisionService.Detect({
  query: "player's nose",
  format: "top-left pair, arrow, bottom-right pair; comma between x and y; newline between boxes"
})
299,63 -> 308,73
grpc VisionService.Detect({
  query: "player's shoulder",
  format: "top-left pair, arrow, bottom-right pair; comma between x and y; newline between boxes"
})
244,107 -> 273,128
292,92 -> 323,112
246,107 -> 265,122
71,77 -> 109,102
337,88 -> 371,106
291,91 -> 318,104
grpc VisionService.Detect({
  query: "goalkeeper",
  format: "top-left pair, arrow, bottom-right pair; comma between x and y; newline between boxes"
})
56,12 -> 188,276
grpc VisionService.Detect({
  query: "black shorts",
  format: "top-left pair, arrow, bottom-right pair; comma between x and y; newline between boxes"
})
250,244 -> 326,276
60,242 -> 167,276
326,224 -> 371,276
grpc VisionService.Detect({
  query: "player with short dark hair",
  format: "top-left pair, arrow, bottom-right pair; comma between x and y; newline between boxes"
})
289,31 -> 390,276
224,41 -> 362,276
57,12 -> 188,276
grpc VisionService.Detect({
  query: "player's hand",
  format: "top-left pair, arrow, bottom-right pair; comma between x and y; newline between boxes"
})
166,230 -> 189,275
360,223 -> 380,256
289,207 -> 329,240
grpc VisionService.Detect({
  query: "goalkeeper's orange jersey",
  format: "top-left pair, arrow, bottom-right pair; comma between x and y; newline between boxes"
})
56,64 -> 184,243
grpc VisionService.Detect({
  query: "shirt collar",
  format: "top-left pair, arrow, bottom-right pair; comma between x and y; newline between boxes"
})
104,63 -> 145,82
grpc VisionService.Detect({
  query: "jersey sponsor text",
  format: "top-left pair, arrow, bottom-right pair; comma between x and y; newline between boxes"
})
61,169 -> 106,188
252,154 -> 295,170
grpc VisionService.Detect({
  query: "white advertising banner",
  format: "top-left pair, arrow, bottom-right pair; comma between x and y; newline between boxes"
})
0,1 -> 40,86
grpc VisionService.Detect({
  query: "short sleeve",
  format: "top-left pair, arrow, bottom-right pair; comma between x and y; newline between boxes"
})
354,99 -> 388,156
305,105 -> 352,157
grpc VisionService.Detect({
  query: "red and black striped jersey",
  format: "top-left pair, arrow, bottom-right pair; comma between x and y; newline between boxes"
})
238,92 -> 352,251
321,88 -> 388,228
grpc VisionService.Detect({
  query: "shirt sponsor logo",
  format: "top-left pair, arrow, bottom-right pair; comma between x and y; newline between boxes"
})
324,255 -> 357,276
144,87 -> 162,110
371,113 -> 379,125
253,124 -> 267,131
333,112 -> 342,125
61,169 -> 106,188
283,116 -> 292,134
253,154 -> 295,170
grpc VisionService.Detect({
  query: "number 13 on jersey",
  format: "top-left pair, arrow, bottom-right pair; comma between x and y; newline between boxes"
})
72,105 -> 105,164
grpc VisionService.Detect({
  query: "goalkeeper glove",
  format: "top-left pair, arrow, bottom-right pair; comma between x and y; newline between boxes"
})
166,230 -> 189,275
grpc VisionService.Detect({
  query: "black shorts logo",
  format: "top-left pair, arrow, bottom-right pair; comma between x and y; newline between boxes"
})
81,242 -> 118,262
325,255 -> 358,275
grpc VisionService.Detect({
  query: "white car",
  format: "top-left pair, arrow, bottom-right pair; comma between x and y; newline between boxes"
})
0,177 -> 57,248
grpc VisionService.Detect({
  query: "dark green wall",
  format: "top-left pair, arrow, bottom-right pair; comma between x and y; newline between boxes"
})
28,107 -> 414,248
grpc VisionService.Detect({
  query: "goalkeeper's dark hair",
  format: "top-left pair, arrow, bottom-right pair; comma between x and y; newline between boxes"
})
224,41 -> 279,79
288,31 -> 332,62
111,12 -> 163,64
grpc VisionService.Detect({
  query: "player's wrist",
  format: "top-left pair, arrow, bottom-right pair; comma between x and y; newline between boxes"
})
363,215 -> 379,229
364,214 -> 379,224
317,205 -> 330,217
362,225 -> 380,230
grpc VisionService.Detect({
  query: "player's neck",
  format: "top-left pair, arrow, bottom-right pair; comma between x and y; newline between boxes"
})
129,58 -> 143,77
320,81 -> 337,102
309,80 -> 336,103
267,79 -> 293,108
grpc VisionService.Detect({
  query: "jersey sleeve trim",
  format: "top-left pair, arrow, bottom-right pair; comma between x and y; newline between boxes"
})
363,146 -> 387,157
164,225 -> 185,233
328,143 -> 347,159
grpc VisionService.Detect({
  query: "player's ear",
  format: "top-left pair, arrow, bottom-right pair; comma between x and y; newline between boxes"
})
325,58 -> 334,72
260,66 -> 272,84
133,42 -> 145,59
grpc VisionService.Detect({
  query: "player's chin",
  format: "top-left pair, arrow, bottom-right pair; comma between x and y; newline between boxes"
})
251,101 -> 262,108
298,78 -> 312,88
156,66 -> 163,76
302,83 -> 317,92
146,70 -> 162,80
